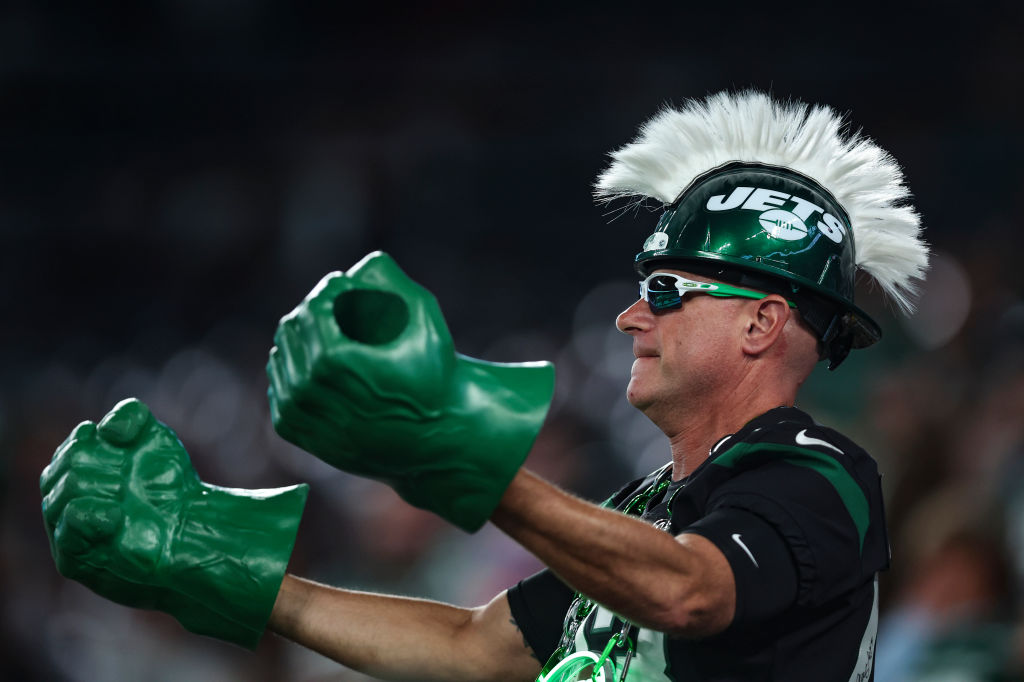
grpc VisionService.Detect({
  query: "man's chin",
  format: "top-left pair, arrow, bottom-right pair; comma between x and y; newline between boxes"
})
625,384 -> 654,412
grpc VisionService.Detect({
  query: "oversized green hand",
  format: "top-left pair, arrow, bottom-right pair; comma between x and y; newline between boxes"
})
267,251 -> 555,532
40,398 -> 308,649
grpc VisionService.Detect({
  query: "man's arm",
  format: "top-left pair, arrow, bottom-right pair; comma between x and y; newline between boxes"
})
491,469 -> 736,638
268,575 -> 542,682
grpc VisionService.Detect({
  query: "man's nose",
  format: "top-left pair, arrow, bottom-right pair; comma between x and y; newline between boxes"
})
616,298 -> 653,335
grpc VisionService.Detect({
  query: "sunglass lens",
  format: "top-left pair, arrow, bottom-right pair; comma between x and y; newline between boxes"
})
648,275 -> 680,292
648,290 -> 682,311
643,276 -> 683,310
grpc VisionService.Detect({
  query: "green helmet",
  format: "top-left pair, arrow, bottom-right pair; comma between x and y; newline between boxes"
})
635,162 -> 880,369
597,92 -> 928,370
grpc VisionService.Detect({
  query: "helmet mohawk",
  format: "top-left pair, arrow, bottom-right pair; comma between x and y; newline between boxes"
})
595,90 -> 929,314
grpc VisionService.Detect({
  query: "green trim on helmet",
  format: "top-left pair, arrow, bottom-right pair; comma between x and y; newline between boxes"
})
635,162 -> 881,359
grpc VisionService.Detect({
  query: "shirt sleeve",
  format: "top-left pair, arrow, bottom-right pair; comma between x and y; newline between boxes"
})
683,506 -> 798,628
689,456 -> 881,609
506,569 -> 575,664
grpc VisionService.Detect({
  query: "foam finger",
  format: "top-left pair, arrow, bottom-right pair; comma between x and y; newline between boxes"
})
276,314 -> 314,388
42,470 -> 81,529
42,441 -> 122,497
97,398 -> 152,446
346,251 -> 411,288
52,421 -> 97,458
55,497 -> 123,556
266,347 -> 301,426
42,422 -> 98,493
266,348 -> 321,443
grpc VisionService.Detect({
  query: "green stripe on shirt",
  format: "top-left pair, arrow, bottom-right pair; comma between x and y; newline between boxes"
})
714,442 -> 870,552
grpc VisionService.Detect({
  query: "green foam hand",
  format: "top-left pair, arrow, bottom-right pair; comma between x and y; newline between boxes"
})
40,398 -> 308,649
266,251 -> 555,532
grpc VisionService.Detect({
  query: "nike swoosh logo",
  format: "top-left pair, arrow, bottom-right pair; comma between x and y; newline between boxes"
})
795,429 -> 844,455
731,533 -> 759,567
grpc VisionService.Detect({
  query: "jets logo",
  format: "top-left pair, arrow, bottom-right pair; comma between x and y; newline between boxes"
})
706,186 -> 848,244
758,209 -> 808,241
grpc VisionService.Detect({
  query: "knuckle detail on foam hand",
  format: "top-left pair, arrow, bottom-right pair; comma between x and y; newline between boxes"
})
309,354 -> 332,381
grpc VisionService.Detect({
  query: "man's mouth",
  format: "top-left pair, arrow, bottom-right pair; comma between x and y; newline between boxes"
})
634,345 -> 659,358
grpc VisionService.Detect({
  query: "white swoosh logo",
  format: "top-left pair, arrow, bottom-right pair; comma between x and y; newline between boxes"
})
795,429 -> 844,455
731,533 -> 759,567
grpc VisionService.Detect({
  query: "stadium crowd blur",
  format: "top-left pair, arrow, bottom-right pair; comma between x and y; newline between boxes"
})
3,4 -> 1023,681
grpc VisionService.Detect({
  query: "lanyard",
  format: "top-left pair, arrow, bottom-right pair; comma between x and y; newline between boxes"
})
535,467 -> 674,682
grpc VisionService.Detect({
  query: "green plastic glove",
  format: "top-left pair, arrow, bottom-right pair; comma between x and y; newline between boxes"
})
267,251 -> 555,532
40,398 -> 308,649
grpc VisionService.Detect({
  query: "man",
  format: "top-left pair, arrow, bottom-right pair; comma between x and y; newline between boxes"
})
41,91 -> 928,680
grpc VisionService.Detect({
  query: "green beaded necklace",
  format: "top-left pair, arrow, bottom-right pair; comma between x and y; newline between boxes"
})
534,466 -> 674,682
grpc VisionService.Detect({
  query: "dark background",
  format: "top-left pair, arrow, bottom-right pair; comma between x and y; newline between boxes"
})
3,2 -> 1024,680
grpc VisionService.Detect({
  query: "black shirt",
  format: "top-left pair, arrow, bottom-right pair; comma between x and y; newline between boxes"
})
507,407 -> 889,681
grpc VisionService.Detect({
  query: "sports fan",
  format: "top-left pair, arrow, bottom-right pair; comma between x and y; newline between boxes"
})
41,91 -> 928,681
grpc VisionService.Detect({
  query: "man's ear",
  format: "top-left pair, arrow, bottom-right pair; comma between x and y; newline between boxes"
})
741,296 -> 791,356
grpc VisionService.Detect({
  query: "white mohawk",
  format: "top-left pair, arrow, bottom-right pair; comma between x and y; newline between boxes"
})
594,90 -> 929,314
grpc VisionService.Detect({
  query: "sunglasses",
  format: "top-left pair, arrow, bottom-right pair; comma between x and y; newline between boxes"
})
639,272 -> 796,312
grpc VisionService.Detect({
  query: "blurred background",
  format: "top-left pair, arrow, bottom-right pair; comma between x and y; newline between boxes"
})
3,2 -> 1024,680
